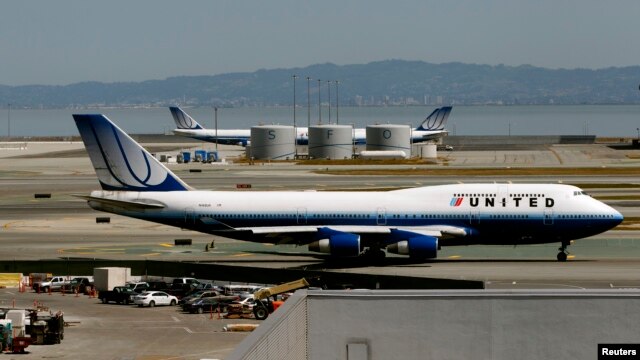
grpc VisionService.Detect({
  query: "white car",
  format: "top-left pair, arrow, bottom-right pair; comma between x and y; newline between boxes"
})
238,296 -> 257,310
133,291 -> 178,307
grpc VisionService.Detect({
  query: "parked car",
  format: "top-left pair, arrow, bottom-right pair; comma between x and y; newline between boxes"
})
61,277 -> 93,294
133,291 -> 178,307
237,296 -> 257,310
169,278 -> 200,299
180,290 -> 238,305
98,286 -> 136,305
33,276 -> 67,292
172,278 -> 199,287
184,297 -> 233,314
145,281 -> 170,292
185,282 -> 221,295
126,282 -> 149,293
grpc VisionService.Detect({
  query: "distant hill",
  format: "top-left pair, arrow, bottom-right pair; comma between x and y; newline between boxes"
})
2,60 -> 640,108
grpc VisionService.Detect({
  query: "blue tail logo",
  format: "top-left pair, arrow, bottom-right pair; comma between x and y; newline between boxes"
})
73,114 -> 190,192
416,106 -> 452,131
169,106 -> 204,129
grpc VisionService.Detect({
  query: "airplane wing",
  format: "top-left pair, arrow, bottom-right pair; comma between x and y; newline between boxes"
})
222,224 -> 471,245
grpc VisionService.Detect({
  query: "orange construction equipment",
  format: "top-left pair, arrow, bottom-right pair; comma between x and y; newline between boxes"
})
252,278 -> 309,320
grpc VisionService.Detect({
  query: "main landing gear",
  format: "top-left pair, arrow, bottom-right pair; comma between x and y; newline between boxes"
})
363,248 -> 386,263
557,241 -> 570,262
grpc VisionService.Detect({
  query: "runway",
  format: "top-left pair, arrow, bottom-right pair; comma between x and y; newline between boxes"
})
1,142 -> 640,289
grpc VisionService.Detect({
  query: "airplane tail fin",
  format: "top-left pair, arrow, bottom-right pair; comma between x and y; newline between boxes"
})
169,106 -> 204,130
73,114 -> 190,192
415,106 -> 452,131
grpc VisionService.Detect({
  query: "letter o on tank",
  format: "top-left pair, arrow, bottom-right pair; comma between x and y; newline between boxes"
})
383,129 -> 392,139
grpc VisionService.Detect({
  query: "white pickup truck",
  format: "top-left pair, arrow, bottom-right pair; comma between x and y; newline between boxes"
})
32,276 -> 67,292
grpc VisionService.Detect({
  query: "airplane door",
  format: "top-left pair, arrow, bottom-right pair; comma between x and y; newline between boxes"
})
469,211 -> 480,225
544,209 -> 554,225
296,207 -> 307,224
377,208 -> 386,225
184,208 -> 195,225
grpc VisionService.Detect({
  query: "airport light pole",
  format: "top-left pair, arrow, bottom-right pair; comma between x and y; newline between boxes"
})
335,81 -> 340,125
292,74 -> 298,157
318,79 -> 322,125
214,106 -> 218,153
327,80 -> 331,124
306,77 -> 311,130
7,103 -> 10,141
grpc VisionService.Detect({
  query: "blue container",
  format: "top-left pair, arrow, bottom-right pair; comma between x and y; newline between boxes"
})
207,151 -> 219,162
194,150 -> 208,162
182,152 -> 191,163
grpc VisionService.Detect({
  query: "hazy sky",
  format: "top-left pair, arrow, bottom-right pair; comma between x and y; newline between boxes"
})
2,0 -> 639,85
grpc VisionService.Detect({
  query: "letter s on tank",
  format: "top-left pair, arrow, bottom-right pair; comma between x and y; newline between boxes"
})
268,130 -> 276,140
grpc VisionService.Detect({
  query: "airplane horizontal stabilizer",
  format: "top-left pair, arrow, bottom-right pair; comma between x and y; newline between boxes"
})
74,195 -> 165,210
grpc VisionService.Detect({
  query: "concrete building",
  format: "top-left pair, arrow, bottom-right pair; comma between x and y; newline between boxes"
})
228,289 -> 640,360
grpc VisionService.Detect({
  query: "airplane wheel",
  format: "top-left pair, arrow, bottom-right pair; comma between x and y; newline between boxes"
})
557,252 -> 567,262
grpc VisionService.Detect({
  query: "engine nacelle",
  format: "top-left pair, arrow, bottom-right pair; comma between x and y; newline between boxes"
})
308,228 -> 361,257
387,231 -> 438,259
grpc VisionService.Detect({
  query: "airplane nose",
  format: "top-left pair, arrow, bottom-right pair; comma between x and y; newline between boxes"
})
612,210 -> 624,226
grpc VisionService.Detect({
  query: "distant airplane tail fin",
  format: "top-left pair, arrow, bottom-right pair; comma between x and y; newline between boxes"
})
73,114 -> 190,192
415,106 -> 452,131
169,106 -> 204,130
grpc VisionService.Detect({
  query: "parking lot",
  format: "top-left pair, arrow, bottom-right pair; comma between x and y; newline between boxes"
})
0,286 -> 259,359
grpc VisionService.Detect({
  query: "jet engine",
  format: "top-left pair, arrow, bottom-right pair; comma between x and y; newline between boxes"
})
386,230 -> 438,259
308,228 -> 361,257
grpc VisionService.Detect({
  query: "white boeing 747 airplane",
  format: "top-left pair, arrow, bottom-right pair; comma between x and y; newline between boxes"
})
73,114 -> 622,262
169,105 -> 452,147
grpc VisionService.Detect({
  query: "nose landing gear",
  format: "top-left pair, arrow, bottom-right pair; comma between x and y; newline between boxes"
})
557,241 -> 570,262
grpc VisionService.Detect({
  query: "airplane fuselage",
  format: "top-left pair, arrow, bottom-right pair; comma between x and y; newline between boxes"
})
87,183 -> 622,247
173,128 -> 446,146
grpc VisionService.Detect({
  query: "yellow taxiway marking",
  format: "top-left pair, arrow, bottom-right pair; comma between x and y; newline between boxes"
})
140,253 -> 161,257
2,221 -> 20,229
447,255 -> 462,259
59,247 -> 125,254
567,255 -> 576,260
159,243 -> 174,248
231,253 -> 252,257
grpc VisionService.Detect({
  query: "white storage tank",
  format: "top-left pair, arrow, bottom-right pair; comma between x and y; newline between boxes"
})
250,125 -> 296,160
308,125 -> 353,160
366,124 -> 411,153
